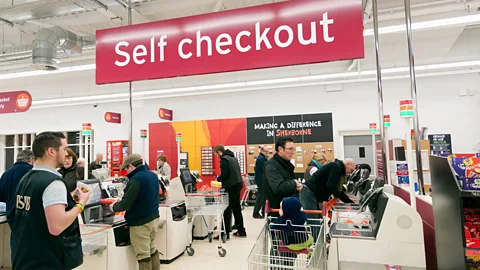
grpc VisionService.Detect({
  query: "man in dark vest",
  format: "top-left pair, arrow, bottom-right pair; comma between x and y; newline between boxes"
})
14,131 -> 92,270
214,145 -> 247,238
110,154 -> 160,270
0,149 -> 33,262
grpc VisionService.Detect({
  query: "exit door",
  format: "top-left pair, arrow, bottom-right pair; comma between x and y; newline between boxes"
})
343,135 -> 380,169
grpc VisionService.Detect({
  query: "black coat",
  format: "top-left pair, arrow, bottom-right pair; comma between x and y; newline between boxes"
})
263,153 -> 297,209
254,153 -> 268,186
305,161 -> 353,203
59,165 -> 92,193
217,150 -> 242,189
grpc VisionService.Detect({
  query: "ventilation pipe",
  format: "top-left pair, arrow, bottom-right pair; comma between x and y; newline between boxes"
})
31,26 -> 83,70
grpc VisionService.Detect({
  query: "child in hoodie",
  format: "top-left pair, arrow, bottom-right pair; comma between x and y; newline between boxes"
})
271,197 -> 314,251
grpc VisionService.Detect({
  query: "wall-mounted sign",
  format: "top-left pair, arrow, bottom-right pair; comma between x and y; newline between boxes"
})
96,0 -> 364,84
158,108 -> 173,121
0,90 -> 32,114
105,112 -> 121,124
246,113 -> 334,144
428,134 -> 452,156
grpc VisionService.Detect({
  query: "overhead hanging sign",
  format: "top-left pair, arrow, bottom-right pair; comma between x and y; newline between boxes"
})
95,0 -> 364,84
0,90 -> 32,114
158,108 -> 173,121
105,112 -> 122,124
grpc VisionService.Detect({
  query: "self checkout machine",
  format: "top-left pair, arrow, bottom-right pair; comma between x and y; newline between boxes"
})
331,177 -> 386,226
327,188 -> 426,270
77,179 -> 137,270
155,168 -> 189,263
168,168 -> 217,239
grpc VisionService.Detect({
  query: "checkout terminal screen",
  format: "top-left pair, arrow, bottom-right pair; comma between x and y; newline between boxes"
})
81,180 -> 103,206
181,169 -> 193,184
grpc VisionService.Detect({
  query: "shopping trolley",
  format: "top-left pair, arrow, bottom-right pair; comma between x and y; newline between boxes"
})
247,201 -> 327,270
185,192 -> 229,257
241,175 -> 257,209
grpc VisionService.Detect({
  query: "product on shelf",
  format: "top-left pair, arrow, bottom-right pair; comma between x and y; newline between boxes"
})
449,157 -> 480,178
201,146 -> 214,175
466,249 -> 480,269
448,157 -> 480,190
465,209 -> 480,249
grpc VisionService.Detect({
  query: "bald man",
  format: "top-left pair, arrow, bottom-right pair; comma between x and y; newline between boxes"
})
88,153 -> 103,174
253,147 -> 269,219
300,158 -> 357,215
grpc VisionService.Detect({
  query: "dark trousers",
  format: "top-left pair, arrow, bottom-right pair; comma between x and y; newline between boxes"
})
253,183 -> 265,216
224,183 -> 245,235
299,185 -> 322,241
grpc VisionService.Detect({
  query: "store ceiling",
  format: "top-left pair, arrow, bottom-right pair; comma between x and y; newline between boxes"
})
0,0 -> 479,72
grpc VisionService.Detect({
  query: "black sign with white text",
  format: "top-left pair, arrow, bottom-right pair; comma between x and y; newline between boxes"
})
246,113 -> 334,144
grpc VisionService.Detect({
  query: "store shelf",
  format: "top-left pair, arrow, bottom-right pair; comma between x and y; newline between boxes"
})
461,190 -> 480,198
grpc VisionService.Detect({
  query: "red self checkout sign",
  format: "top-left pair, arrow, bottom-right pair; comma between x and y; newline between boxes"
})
95,0 -> 364,84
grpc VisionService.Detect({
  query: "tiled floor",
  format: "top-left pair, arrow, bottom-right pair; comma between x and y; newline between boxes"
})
162,207 -> 264,270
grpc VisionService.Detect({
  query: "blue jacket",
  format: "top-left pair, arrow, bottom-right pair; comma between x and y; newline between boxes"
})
254,153 -> 268,186
0,161 -> 33,227
124,165 -> 160,226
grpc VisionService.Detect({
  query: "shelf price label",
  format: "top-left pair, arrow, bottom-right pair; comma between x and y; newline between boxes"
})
369,123 -> 377,133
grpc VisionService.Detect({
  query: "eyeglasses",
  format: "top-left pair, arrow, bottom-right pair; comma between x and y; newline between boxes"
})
283,147 -> 295,152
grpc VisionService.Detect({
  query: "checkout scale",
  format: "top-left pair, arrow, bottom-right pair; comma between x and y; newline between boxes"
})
326,174 -> 427,270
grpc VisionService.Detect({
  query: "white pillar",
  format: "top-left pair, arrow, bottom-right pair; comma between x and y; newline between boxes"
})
372,133 -> 377,177
84,135 -> 89,180
405,119 -> 416,209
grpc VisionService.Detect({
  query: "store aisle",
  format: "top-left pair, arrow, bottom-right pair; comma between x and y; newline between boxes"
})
162,207 -> 264,270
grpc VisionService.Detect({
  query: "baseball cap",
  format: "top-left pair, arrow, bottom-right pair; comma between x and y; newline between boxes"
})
121,154 -> 142,170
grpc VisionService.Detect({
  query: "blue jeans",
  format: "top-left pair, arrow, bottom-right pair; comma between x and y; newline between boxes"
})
299,185 -> 322,241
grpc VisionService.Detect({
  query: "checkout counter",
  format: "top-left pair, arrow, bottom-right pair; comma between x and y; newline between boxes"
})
0,206 -> 11,269
327,187 -> 426,270
75,178 -> 137,270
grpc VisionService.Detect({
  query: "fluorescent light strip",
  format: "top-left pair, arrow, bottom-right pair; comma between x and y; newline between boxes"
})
30,68 -> 480,109
363,14 -> 480,36
30,59 -> 480,106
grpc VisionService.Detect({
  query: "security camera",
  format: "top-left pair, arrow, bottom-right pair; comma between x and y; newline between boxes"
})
93,104 -> 99,108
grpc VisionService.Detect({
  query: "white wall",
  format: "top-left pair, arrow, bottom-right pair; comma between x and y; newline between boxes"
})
1,72 -> 478,161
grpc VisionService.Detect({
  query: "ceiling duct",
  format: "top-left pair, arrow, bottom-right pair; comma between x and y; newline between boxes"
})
31,26 -> 83,71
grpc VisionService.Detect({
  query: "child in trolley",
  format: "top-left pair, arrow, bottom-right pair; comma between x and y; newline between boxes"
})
269,197 -> 315,268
